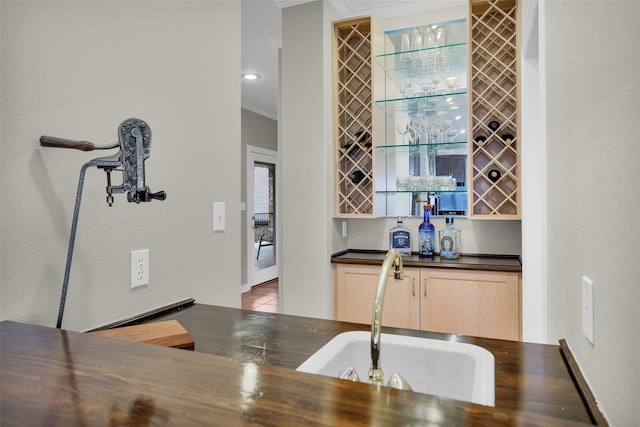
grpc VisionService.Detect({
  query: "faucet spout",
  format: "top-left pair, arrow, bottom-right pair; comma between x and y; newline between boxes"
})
368,249 -> 404,386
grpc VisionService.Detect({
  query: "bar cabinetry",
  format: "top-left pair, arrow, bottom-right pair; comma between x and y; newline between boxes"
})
469,0 -> 520,218
332,17 -> 382,217
375,20 -> 470,218
334,263 -> 522,341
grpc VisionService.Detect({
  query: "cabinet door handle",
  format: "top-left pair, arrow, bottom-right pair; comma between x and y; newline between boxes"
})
423,279 -> 427,298
411,278 -> 416,296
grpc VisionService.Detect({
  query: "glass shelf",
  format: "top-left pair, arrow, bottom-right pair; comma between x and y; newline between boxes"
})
375,19 -> 469,217
374,42 -> 468,73
376,89 -> 467,106
376,189 -> 467,194
376,41 -> 467,58
376,142 -> 467,156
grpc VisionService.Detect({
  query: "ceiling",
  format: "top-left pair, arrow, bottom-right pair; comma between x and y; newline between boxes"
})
241,0 -> 463,121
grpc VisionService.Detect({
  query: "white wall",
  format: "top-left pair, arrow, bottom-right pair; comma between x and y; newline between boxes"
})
345,217 -> 521,255
520,0 -> 547,344
545,1 -> 640,425
0,1 -> 242,331
280,0 -> 338,318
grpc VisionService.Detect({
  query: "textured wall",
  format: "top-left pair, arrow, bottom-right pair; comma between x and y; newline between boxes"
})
545,1 -> 640,425
280,1 -> 338,319
345,217 -> 522,255
1,1 -> 242,331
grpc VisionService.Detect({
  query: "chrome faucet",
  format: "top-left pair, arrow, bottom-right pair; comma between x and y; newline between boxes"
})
368,249 -> 410,389
338,249 -> 411,390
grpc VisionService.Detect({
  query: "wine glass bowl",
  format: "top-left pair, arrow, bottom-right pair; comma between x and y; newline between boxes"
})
446,76 -> 459,93
397,121 -> 410,144
430,75 -> 441,93
447,127 -> 458,142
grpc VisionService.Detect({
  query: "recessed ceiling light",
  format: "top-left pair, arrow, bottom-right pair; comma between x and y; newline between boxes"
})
242,73 -> 260,80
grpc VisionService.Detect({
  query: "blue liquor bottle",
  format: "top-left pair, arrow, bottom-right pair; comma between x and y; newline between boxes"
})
418,204 -> 435,256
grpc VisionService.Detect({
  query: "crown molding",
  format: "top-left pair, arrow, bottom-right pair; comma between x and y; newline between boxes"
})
273,0 -> 465,19
272,0 -> 314,9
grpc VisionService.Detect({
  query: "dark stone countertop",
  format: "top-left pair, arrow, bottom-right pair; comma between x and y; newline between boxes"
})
331,249 -> 522,272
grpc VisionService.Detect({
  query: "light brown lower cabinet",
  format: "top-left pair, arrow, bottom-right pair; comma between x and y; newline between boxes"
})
334,264 -> 521,341
334,264 -> 420,329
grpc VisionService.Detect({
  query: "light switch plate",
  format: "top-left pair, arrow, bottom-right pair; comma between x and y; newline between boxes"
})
213,202 -> 225,231
582,276 -> 594,344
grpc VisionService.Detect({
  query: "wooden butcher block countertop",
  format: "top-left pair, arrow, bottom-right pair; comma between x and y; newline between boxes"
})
1,304 -> 596,426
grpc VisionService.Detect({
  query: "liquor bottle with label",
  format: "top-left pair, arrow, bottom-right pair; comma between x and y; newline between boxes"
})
389,217 -> 411,257
439,217 -> 461,259
418,204 -> 435,256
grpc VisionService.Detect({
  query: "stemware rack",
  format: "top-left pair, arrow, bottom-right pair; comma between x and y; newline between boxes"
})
331,1 -> 520,219
374,19 -> 469,218
469,0 -> 520,218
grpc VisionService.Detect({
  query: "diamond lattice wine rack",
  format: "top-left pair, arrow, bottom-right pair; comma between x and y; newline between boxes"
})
333,17 -> 376,217
469,0 -> 520,218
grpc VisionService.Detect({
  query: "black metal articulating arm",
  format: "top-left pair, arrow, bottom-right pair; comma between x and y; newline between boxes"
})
40,118 -> 166,329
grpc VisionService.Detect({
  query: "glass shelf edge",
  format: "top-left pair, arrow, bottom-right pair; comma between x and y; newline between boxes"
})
375,90 -> 467,104
376,190 -> 468,194
375,142 -> 468,152
375,42 -> 467,59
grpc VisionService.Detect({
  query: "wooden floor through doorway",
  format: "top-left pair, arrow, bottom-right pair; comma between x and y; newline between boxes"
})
242,279 -> 278,313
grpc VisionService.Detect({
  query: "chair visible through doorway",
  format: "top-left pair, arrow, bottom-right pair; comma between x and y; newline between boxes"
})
254,212 -> 273,260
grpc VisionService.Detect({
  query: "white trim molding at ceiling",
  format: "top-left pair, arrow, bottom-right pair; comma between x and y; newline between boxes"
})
273,0 -> 315,9
327,0 -> 466,19
273,0 -> 466,19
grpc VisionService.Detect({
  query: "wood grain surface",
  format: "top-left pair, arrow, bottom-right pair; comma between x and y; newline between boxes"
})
1,304 -> 595,426
88,320 -> 194,349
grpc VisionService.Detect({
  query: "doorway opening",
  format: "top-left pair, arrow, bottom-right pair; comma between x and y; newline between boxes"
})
253,161 -> 276,274
246,146 -> 278,310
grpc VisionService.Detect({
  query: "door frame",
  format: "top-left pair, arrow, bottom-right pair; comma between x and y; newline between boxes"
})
246,145 -> 278,289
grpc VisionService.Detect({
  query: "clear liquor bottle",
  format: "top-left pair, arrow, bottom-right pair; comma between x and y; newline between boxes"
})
389,217 -> 411,257
439,217 -> 461,259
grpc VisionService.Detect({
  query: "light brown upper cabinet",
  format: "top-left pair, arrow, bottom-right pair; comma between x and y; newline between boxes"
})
332,1 -> 521,219
332,17 -> 383,218
468,0 -> 521,218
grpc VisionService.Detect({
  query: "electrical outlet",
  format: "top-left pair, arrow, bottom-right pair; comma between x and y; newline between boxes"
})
131,249 -> 149,288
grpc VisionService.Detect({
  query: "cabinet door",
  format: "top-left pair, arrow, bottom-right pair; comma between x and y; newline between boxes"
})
334,264 -> 419,329
420,269 -> 521,340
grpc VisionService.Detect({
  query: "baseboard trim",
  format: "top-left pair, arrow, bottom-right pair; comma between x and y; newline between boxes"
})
87,298 -> 195,332
241,283 -> 251,293
559,339 -> 609,426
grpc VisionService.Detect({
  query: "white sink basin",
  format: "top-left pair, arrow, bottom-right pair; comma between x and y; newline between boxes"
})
296,331 -> 495,406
